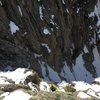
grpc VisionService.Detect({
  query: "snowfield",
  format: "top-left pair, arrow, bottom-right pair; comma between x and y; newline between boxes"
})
3,90 -> 32,100
0,68 -> 100,100
0,68 -> 33,84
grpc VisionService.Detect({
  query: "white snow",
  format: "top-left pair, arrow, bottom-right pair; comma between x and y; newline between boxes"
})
9,21 -> 19,34
73,53 -> 93,82
40,61 -> 50,81
60,55 -> 94,83
60,61 -> 75,82
47,66 -> 61,83
3,90 -> 31,100
39,6 -> 43,20
77,92 -> 91,99
73,81 -> 100,99
98,34 -> 100,39
51,15 -> 54,19
89,0 -> 100,27
83,45 -> 89,53
34,53 -> 42,58
91,84 -> 100,92
43,27 -> 51,35
87,88 -> 100,99
90,33 -> 96,45
0,92 -> 10,98
89,0 -> 100,35
28,82 -> 38,92
50,15 -> 59,30
40,61 -> 63,83
50,15 -> 55,26
77,8 -> 80,13
0,67 -> 100,99
93,47 -> 100,76
18,5 -> 22,16
94,77 -> 100,83
0,68 -> 33,84
24,32 -> 27,35
23,32 -> 27,36
0,1 -> 2,5
0,77 -> 10,84
39,81 -> 50,91
89,25 -> 93,30
72,81 -> 91,91
41,43 -> 51,53
57,81 -> 69,88
66,8 -> 69,13
62,0 -> 65,4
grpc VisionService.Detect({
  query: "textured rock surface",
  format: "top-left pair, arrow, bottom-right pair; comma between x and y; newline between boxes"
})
30,91 -> 78,100
0,0 -> 100,81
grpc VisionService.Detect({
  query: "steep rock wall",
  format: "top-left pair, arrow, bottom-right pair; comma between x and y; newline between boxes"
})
0,0 -> 100,82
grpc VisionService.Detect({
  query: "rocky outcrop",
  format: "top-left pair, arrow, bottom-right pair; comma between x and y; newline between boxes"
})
30,91 -> 78,100
0,0 -> 100,81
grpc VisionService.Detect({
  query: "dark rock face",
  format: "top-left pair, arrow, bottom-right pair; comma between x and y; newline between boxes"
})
0,0 -> 100,80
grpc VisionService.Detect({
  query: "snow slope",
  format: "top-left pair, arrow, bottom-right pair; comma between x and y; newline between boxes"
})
3,90 -> 31,100
0,68 -> 100,99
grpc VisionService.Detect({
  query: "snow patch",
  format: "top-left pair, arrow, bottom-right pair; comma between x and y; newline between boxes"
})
72,81 -> 91,91
83,45 -> 89,53
98,34 -> 100,39
28,82 -> 38,92
73,80 -> 100,99
18,5 -> 22,16
50,15 -> 55,26
40,62 -> 47,78
34,53 -> 42,58
89,0 -> 100,26
43,27 -> 51,35
94,77 -> 100,83
77,8 -> 80,13
3,90 -> 31,100
0,77 -> 10,84
77,92 -> 91,99
47,66 -> 61,83
60,62 -> 75,81
23,32 -> 27,36
51,15 -> 54,19
40,62 -> 50,81
93,47 -> 100,76
39,81 -> 50,91
40,62 -> 61,83
87,88 -> 100,99
62,0 -> 65,4
73,53 -> 93,82
66,8 -> 69,13
0,68 -> 33,84
0,92 -> 10,98
39,6 -> 43,20
57,81 -> 69,88
9,21 -> 19,34
91,84 -> 100,92
0,1 -> 2,5
41,43 -> 51,53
